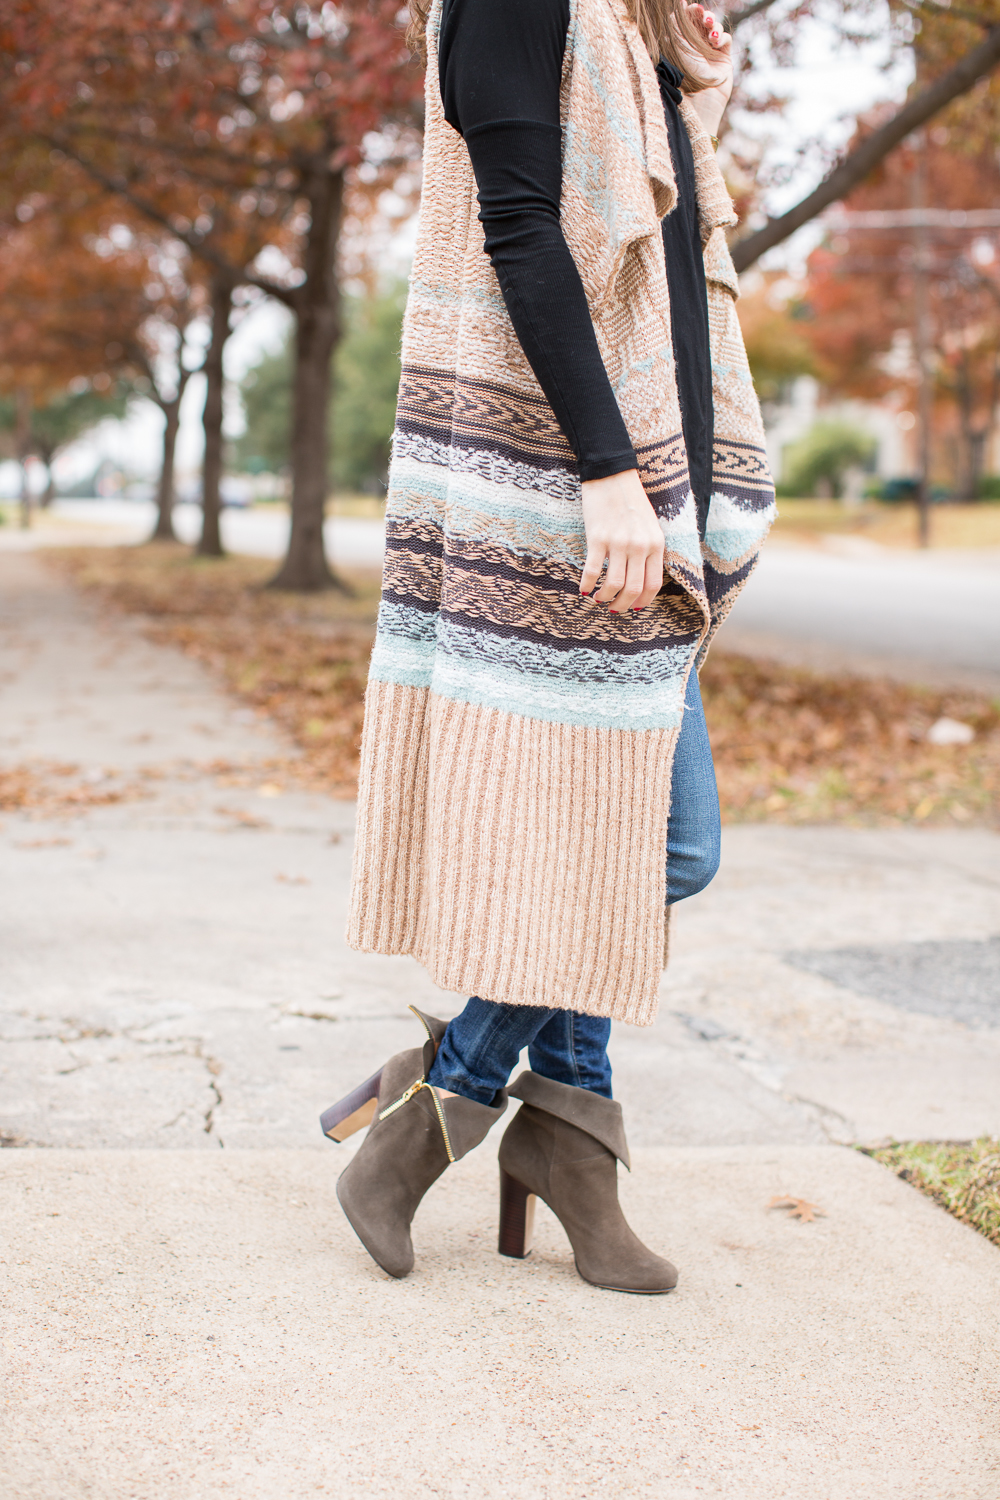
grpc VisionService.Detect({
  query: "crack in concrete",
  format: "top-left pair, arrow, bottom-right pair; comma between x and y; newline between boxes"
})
787,1092 -> 858,1144
0,1022 -> 115,1044
192,1043 -> 224,1147
674,1009 -> 845,1136
2,1012 -> 228,1145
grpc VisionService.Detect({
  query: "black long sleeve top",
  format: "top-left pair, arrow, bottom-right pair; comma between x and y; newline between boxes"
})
438,0 -> 713,512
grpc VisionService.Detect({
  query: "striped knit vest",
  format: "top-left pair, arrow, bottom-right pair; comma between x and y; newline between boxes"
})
347,0 -> 775,1025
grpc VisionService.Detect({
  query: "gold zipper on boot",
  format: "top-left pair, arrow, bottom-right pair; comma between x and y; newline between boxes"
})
378,1077 -> 456,1163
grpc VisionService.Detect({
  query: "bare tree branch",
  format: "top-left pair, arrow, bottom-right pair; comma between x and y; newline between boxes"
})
727,0 -> 785,31
900,0 -> 998,32
731,23 -> 1000,272
43,134 -> 299,307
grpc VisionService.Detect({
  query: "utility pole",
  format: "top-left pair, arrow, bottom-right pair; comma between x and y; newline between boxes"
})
911,132 -> 933,548
15,386 -> 33,531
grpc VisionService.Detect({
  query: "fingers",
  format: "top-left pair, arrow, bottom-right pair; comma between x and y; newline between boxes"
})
634,547 -> 666,612
585,540 -> 664,612
696,6 -> 726,46
579,470 -> 664,613
593,542 -> 626,605
610,547 -> 650,613
580,536 -> 609,599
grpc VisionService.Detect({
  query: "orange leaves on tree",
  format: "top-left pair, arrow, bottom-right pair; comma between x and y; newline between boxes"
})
0,0 -> 426,587
802,133 -> 1000,494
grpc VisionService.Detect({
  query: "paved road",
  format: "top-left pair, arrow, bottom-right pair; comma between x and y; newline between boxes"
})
9,498 -> 387,571
721,538 -> 1000,693
2,550 -> 999,1499
16,499 -> 1000,691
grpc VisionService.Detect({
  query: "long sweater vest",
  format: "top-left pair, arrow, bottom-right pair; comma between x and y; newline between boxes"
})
347,0 -> 775,1025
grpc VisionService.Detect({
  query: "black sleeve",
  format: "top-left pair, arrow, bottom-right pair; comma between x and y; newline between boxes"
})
439,0 -> 638,482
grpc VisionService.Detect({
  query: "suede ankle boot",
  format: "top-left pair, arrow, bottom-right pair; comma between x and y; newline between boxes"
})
497,1071 -> 677,1294
321,1006 -> 507,1279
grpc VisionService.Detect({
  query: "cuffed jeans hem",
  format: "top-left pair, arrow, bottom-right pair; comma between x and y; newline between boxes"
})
427,996 -> 612,1103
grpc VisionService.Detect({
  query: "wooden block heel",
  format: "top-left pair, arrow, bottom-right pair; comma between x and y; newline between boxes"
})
320,1068 -> 383,1142
498,1168 -> 536,1258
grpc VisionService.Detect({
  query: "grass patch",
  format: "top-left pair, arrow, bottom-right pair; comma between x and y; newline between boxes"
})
869,1138 -> 1000,1249
773,498 -> 1000,550
49,544 -> 1000,825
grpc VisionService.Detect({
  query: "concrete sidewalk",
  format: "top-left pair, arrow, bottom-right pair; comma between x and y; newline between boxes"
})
2,550 -> 999,1498
3,1146 -> 999,1500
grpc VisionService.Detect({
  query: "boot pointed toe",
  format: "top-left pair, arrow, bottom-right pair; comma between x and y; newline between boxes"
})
579,1252 -> 679,1295
499,1073 -> 678,1295
336,1163 -> 415,1279
324,1008 -> 507,1278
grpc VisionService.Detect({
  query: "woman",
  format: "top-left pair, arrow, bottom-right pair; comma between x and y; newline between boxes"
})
323,0 -> 775,1291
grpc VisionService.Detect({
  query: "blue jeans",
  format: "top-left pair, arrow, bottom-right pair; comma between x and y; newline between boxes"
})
427,668 -> 721,1104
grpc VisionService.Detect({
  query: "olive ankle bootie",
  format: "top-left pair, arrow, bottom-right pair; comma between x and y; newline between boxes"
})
321,1006 -> 507,1279
497,1072 -> 678,1294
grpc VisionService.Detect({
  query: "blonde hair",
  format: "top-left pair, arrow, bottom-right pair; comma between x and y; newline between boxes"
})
406,0 -> 719,92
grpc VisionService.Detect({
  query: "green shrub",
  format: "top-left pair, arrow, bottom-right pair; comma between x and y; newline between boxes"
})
235,279 -> 407,494
782,422 -> 877,499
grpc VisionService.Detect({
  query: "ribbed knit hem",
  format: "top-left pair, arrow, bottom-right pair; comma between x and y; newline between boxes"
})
348,681 -> 676,1026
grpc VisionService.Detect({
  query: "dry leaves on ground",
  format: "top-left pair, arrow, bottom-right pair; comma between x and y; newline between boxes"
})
53,546 -> 379,796
700,652 -> 1000,827
767,1196 -> 826,1223
0,762 -> 151,817
49,545 -> 1000,826
869,1138 -> 1000,1248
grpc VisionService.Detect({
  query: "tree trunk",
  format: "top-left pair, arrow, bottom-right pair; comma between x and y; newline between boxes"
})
956,351 -> 977,501
197,275 -> 232,559
268,162 -> 349,592
976,354 -> 1000,499
912,139 -> 933,548
39,454 -> 56,508
16,386 -> 32,530
150,395 -> 182,542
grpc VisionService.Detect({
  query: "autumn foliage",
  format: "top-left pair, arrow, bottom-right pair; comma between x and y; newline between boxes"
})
0,0 -> 422,583
803,132 -> 1000,495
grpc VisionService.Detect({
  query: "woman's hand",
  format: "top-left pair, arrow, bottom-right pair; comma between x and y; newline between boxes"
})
580,470 -> 665,613
674,3 -> 734,140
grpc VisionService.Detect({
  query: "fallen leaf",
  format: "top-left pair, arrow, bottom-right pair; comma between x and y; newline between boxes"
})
0,763 -> 147,818
215,804 -> 270,829
767,1195 -> 827,1223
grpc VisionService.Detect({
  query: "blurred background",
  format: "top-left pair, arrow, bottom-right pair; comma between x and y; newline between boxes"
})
0,0 -> 998,1397
3,11 -> 1000,1483
2,0 -> 998,829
